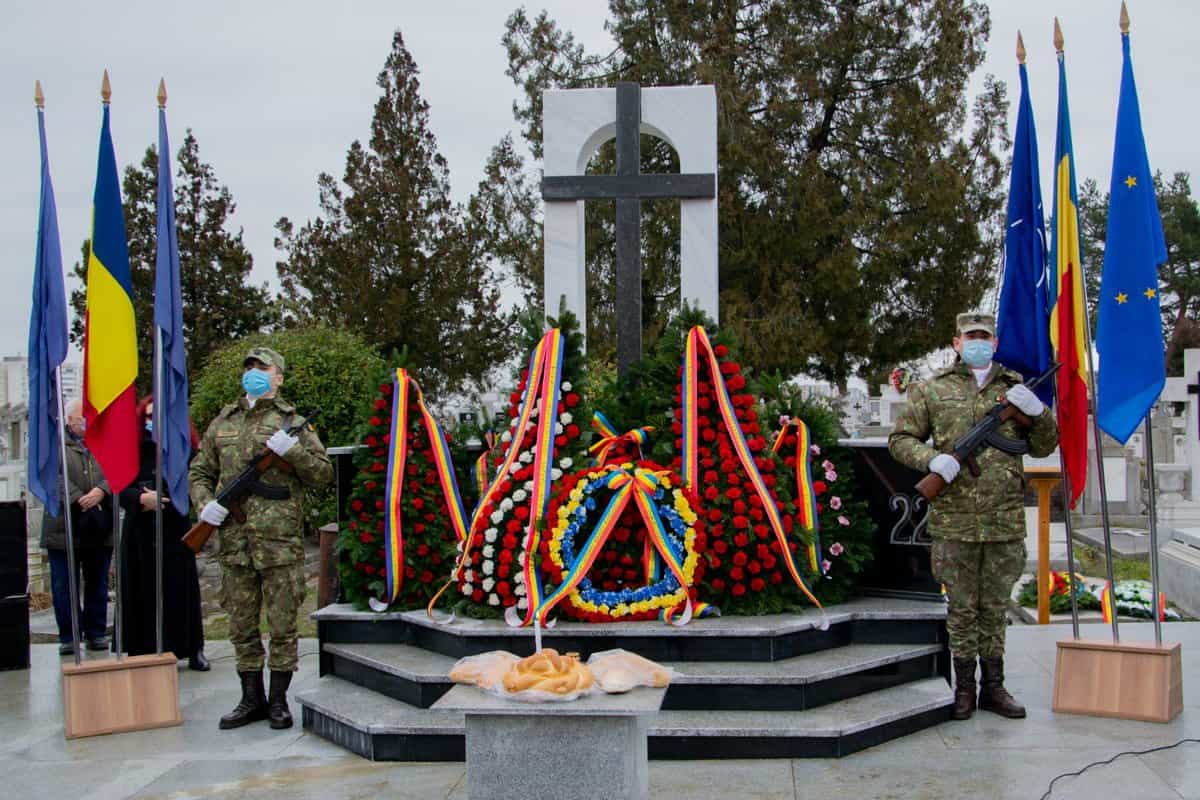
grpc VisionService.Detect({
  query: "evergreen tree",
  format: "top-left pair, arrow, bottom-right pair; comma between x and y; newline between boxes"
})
1078,172 -> 1200,374
500,0 -> 1010,388
69,132 -> 270,390
276,31 -> 504,398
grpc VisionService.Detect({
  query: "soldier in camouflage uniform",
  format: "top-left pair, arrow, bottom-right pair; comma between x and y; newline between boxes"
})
889,312 -> 1057,720
189,346 -> 332,730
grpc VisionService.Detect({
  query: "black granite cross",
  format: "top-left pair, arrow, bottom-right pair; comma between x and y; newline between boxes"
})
542,82 -> 717,374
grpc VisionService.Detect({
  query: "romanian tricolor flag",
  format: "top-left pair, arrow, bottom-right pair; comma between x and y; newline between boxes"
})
1099,582 -> 1114,624
83,79 -> 138,493
1048,35 -> 1089,510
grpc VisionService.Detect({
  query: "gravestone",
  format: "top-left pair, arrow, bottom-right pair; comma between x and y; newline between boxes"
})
542,83 -> 718,372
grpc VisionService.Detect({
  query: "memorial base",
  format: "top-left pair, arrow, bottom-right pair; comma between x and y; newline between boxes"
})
62,652 -> 182,739
438,684 -> 663,800
1052,639 -> 1184,723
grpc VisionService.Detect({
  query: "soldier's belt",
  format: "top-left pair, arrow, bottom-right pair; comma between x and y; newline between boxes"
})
250,480 -> 291,501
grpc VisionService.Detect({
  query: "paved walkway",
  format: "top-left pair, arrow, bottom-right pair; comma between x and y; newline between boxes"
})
4,625 -> 1198,799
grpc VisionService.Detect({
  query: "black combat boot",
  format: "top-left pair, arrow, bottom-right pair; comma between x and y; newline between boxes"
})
952,657 -> 978,720
268,670 -> 294,729
978,656 -> 1026,718
218,670 -> 268,730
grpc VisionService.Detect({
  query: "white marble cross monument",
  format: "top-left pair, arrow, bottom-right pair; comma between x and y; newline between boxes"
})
542,83 -> 719,372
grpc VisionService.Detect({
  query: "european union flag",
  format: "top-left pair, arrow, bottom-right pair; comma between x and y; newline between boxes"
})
995,57 -> 1054,405
153,92 -> 192,513
1096,30 -> 1167,445
27,93 -> 69,517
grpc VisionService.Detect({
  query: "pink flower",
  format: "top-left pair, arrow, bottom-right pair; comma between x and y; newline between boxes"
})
821,459 -> 834,471
809,444 -> 821,457
824,470 -> 838,482
778,414 -> 791,427
821,559 -> 832,573
830,542 -> 845,556
829,496 -> 842,510
837,515 -> 850,527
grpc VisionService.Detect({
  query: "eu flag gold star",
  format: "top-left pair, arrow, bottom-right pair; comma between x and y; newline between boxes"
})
1145,287 -> 1156,299
1125,175 -> 1137,189
1116,292 -> 1128,304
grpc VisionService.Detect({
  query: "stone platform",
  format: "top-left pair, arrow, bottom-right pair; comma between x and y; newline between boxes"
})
297,597 -> 954,760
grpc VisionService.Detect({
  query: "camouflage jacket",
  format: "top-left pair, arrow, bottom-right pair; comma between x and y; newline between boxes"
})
888,361 -> 1058,542
189,396 -> 333,569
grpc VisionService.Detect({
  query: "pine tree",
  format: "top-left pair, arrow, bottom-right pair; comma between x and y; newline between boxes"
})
69,132 -> 270,390
276,31 -> 504,398
500,1 -> 1010,388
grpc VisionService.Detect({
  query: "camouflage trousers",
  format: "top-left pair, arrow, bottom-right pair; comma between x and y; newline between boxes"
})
220,562 -> 306,672
931,539 -> 1026,659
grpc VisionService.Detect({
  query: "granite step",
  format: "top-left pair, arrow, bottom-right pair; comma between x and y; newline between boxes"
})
297,675 -> 953,761
322,640 -> 944,711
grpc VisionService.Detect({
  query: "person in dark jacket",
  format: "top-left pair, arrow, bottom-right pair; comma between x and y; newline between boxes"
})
116,395 -> 208,670
40,399 -> 113,656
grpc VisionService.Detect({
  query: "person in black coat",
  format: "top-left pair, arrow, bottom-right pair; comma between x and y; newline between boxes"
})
116,395 -> 208,670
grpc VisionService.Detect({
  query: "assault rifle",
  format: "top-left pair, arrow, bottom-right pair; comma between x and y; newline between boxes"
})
914,365 -> 1060,502
182,410 -> 319,554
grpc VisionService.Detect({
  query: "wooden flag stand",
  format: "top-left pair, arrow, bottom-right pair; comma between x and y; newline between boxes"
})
62,653 -> 182,739
1053,639 -> 1183,723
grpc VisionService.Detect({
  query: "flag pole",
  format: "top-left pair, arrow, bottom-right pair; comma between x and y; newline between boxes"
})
1143,414 -> 1164,642
1055,447 -> 1081,639
152,80 -> 167,657
54,388 -> 82,667
1057,18 -> 1120,643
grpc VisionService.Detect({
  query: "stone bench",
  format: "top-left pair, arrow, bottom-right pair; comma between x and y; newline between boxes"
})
434,684 -> 666,800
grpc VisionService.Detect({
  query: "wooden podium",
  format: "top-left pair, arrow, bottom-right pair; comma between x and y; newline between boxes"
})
1053,639 -> 1184,723
62,653 -> 182,739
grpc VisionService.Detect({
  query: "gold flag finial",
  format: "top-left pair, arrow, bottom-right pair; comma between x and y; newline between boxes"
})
1017,31 -> 1026,64
1120,1 -> 1130,34
157,78 -> 167,109
34,80 -> 45,109
101,69 -> 112,104
1054,18 -> 1064,54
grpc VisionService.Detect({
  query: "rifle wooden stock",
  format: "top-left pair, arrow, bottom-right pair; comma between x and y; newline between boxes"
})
915,472 -> 946,502
182,521 -> 216,554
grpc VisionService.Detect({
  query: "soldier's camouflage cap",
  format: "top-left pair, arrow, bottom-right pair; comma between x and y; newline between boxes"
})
244,346 -> 286,374
956,311 -> 995,336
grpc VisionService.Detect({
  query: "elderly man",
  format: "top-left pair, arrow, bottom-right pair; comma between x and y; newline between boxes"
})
40,399 -> 113,655
889,312 -> 1058,720
189,346 -> 332,731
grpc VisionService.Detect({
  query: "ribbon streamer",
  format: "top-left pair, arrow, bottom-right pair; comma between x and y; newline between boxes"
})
429,328 -> 564,625
380,368 -> 469,606
772,420 -> 824,574
473,430 -> 496,500
682,326 -> 823,614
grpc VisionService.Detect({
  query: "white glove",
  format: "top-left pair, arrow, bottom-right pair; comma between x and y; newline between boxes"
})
267,429 -> 299,457
200,500 -> 229,526
1006,384 -> 1045,417
929,454 -> 961,483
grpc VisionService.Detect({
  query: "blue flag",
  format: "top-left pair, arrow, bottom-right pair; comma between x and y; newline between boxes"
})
1096,31 -> 1167,445
153,106 -> 191,513
27,104 -> 69,517
995,61 -> 1054,405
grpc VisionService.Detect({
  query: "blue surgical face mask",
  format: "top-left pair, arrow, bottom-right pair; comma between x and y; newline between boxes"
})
242,368 -> 273,398
144,419 -> 153,434
961,339 -> 994,369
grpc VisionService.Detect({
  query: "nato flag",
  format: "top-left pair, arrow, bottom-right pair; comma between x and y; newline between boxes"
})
27,103 -> 69,517
995,61 -> 1054,405
1096,32 -> 1167,445
153,103 -> 192,513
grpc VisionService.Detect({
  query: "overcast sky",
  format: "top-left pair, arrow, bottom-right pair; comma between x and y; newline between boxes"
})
3,1 -> 1197,366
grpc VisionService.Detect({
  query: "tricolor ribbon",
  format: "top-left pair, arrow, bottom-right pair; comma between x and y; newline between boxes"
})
378,368 -> 469,607
537,467 -> 694,626
473,430 -> 496,499
1100,582 -> 1114,624
682,326 -> 823,613
772,420 -> 824,574
589,411 -> 654,466
428,329 -> 565,625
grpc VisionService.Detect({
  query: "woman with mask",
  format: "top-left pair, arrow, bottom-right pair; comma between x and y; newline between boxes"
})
116,394 -> 208,670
